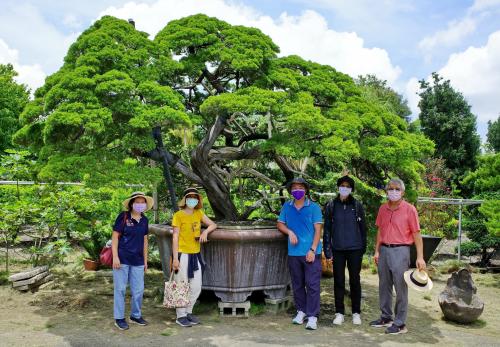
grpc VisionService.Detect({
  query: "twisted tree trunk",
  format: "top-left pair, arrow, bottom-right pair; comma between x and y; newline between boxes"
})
191,115 -> 239,220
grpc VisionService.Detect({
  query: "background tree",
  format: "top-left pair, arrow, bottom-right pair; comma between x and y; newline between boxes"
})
0,64 -> 29,153
461,153 -> 500,265
417,157 -> 456,238
486,116 -> 500,152
15,14 -> 434,221
356,74 -> 412,122
418,72 -> 480,184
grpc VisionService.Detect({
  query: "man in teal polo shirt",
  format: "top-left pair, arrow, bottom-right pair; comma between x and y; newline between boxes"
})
277,177 -> 323,330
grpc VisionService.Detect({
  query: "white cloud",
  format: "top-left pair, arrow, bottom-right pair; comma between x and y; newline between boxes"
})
418,17 -> 476,54
438,30 -> 500,123
100,0 -> 401,83
404,77 -> 420,118
63,14 -> 83,29
470,0 -> 500,13
0,39 -> 46,92
0,4 -> 79,73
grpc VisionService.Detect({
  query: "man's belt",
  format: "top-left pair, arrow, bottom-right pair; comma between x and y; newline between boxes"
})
381,243 -> 411,248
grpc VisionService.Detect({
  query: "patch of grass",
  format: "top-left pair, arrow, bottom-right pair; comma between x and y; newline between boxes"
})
0,270 -> 9,285
192,301 -> 218,315
249,303 -> 266,316
160,327 -> 176,336
438,260 -> 470,274
423,294 -> 432,301
361,255 -> 370,270
475,274 -> 500,288
45,322 -> 55,329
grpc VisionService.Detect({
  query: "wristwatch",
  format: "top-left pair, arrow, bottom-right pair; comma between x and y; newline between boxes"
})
309,248 -> 315,253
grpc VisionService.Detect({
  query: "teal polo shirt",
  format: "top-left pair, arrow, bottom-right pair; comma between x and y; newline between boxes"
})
278,199 -> 323,256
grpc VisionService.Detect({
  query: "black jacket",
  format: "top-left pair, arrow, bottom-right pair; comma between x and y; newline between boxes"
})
323,195 -> 367,258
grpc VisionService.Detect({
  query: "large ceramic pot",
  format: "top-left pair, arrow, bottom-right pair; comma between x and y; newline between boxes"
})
149,224 -> 290,303
410,235 -> 442,266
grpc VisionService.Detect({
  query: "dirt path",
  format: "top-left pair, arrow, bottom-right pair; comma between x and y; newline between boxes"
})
1,266 -> 499,347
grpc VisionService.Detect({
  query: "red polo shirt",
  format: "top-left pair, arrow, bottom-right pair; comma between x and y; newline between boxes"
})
375,200 -> 420,245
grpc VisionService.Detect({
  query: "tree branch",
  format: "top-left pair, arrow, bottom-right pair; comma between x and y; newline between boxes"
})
208,146 -> 260,161
144,148 -> 203,185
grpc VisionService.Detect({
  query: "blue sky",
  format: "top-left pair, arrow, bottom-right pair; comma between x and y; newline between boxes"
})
1,0 -> 499,141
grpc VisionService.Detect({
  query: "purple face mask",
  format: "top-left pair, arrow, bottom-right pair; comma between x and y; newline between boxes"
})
291,189 -> 306,200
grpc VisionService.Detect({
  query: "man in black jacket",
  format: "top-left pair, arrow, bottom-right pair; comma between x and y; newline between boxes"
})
323,175 -> 367,326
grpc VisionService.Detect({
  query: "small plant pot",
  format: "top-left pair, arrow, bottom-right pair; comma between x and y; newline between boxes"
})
83,259 -> 100,271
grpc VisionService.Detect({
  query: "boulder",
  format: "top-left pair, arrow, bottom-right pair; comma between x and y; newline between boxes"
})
438,268 -> 484,324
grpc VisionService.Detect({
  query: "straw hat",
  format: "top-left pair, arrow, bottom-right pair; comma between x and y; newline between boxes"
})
404,269 -> 433,292
178,187 -> 203,209
122,191 -> 154,211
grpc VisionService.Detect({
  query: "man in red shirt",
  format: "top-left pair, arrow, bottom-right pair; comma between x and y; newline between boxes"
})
370,178 -> 426,335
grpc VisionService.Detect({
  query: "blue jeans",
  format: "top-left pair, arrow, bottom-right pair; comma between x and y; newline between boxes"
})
113,264 -> 144,319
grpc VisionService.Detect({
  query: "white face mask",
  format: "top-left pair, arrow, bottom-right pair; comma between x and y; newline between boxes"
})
186,198 -> 199,208
387,189 -> 402,202
338,186 -> 352,197
133,202 -> 147,213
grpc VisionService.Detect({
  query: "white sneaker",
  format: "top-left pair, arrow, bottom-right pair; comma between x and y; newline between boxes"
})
333,313 -> 344,325
305,316 -> 318,330
352,313 -> 362,325
292,311 -> 306,325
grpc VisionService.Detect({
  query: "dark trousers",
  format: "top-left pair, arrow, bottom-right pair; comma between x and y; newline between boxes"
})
288,255 -> 322,317
332,249 -> 363,314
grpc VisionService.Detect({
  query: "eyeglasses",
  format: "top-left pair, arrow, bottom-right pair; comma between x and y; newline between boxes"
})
387,188 -> 401,191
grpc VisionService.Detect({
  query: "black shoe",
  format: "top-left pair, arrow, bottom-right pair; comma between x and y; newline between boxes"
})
114,319 -> 129,330
369,317 -> 393,328
187,313 -> 200,325
385,324 -> 408,334
130,316 -> 148,326
176,316 -> 192,327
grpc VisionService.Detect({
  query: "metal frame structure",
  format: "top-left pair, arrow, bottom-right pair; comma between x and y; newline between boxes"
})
417,197 -> 484,260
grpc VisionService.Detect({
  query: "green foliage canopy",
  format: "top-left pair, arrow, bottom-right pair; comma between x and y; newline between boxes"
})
0,64 -> 29,153
15,14 -> 434,220
418,73 -> 480,183
486,116 -> 500,153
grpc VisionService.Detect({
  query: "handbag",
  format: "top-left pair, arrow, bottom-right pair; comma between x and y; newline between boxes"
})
99,241 -> 113,267
163,271 -> 190,308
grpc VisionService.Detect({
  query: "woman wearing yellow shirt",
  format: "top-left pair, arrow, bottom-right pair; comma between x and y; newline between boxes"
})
172,187 -> 217,327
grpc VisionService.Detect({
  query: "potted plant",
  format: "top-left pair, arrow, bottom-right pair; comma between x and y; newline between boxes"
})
15,15 -> 433,300
81,227 -> 107,271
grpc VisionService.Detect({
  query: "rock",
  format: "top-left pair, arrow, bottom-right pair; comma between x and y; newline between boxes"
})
438,268 -> 484,324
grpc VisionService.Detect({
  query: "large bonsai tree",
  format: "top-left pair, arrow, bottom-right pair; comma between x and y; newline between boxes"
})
15,15 -> 433,221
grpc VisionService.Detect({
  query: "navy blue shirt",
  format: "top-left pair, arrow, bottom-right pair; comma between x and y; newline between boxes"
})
278,199 -> 323,256
113,211 -> 149,266
331,199 -> 363,251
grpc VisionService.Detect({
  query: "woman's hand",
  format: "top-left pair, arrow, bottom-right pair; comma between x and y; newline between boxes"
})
172,258 -> 180,271
374,251 -> 380,265
113,256 -> 121,269
199,230 -> 209,243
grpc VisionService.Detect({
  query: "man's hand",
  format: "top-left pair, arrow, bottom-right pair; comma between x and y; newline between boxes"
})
416,257 -> 426,271
288,230 -> 298,245
374,251 -> 379,265
305,250 -> 315,263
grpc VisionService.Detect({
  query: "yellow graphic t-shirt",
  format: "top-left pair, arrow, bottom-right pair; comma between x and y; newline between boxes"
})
172,209 -> 205,254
